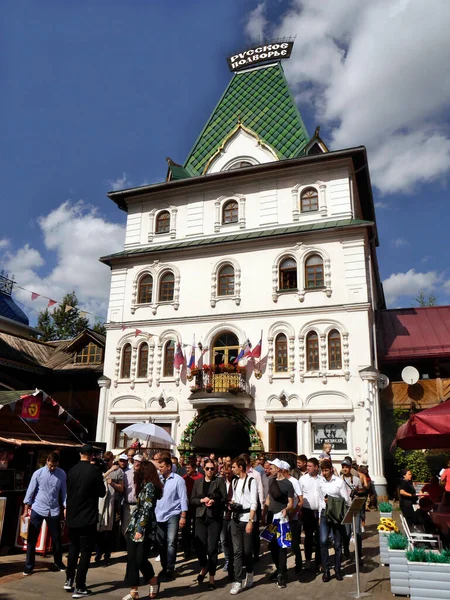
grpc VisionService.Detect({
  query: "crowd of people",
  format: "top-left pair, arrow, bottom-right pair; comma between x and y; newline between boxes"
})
21,442 -> 381,598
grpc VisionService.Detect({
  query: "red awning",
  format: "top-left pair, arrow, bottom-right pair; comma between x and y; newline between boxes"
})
391,400 -> 450,450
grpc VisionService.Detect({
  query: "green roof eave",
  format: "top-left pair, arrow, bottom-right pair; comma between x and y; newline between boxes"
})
100,218 -> 373,266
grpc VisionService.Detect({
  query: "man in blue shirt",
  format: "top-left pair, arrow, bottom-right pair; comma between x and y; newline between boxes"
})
22,451 -> 67,575
155,456 -> 188,580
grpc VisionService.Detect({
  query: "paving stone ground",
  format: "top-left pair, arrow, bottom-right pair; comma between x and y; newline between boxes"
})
0,511 -> 394,600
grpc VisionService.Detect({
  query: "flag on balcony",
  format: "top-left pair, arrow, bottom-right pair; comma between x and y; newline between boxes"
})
174,342 -> 185,370
188,340 -> 195,369
235,340 -> 252,363
249,338 -> 262,359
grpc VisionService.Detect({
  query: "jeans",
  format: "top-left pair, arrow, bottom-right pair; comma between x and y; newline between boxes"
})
220,519 -> 234,576
195,517 -> 222,575
25,510 -> 63,571
269,537 -> 287,577
290,519 -> 302,571
230,520 -> 253,583
302,507 -> 320,565
156,514 -> 180,572
319,510 -> 344,572
125,535 -> 155,587
67,524 -> 96,590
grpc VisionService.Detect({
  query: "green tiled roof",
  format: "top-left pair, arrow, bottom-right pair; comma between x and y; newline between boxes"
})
101,219 -> 372,264
184,63 -> 309,176
169,164 -> 190,180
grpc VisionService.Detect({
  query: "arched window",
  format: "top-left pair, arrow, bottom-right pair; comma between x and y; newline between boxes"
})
138,274 -> 153,304
155,210 -> 170,234
137,343 -> 149,378
227,160 -> 253,170
305,254 -> 324,289
159,272 -> 175,302
212,331 -> 240,366
163,340 -> 175,377
222,200 -> 238,224
279,257 -> 297,290
328,330 -> 342,370
218,264 -> 235,296
121,343 -> 132,378
300,187 -> 319,212
275,333 -> 288,372
306,332 -> 319,371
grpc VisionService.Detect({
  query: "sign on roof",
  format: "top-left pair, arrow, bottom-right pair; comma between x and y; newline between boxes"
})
227,41 -> 294,72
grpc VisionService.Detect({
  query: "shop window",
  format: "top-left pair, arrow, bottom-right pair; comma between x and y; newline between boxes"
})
300,187 -> 319,212
328,330 -> 342,370
275,333 -> 288,372
279,257 -> 297,290
137,342 -> 149,378
163,340 -> 175,377
159,272 -> 175,302
218,264 -> 235,296
306,332 -> 319,371
138,274 -> 153,304
155,210 -> 170,234
121,343 -> 132,378
222,200 -> 238,224
75,342 -> 103,364
305,254 -> 324,289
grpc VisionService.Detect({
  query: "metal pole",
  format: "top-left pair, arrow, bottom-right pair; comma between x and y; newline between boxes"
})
354,513 -> 361,597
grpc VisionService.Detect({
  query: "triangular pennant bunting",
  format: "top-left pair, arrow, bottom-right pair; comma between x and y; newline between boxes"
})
58,406 -> 65,417
48,299 -> 57,308
79,311 -> 89,317
66,414 -> 72,423
135,329 -> 142,337
65,305 -> 74,313
51,399 -> 58,407
121,325 -> 127,331
9,402 -> 16,413
31,292 -> 40,301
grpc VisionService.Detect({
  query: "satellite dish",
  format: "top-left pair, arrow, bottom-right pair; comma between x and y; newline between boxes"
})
377,374 -> 390,390
401,366 -> 420,385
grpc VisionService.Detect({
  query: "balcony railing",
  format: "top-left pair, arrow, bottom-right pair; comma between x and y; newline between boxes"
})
188,371 -> 249,395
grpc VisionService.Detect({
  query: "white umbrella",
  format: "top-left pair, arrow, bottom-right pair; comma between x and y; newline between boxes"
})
122,422 -> 176,446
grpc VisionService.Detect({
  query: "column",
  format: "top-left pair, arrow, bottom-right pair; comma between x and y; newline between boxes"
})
296,419 -> 303,455
96,376 -> 111,442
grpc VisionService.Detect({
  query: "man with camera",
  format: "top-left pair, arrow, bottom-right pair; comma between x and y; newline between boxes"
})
340,458 -> 364,563
229,457 -> 258,595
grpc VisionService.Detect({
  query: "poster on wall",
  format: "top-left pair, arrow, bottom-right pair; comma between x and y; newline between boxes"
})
313,422 -> 347,451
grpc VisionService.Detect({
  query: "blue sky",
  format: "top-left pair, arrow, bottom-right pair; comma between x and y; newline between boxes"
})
2,0 -> 450,324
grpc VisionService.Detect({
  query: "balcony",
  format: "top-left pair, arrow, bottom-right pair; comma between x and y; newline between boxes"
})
380,377 -> 450,410
187,367 -> 252,409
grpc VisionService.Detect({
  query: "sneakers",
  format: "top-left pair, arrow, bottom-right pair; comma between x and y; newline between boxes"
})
155,554 -> 161,562
72,589 -> 92,598
223,560 -> 229,572
54,562 -> 66,572
335,570 -> 343,581
244,572 -> 254,589
269,570 -> 278,581
64,580 -> 74,592
23,569 -> 33,576
277,575 -> 287,588
230,582 -> 242,595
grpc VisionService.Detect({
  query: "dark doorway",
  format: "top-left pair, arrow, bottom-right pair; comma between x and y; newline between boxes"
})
274,422 -> 297,453
192,417 -> 250,457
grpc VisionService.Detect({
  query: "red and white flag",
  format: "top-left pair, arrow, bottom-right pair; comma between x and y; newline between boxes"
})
249,338 -> 262,359
173,342 -> 185,370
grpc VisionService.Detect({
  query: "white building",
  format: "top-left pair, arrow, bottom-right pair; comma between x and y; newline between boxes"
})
97,60 -> 387,493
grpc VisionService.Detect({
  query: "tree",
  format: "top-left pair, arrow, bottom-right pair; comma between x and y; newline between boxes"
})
413,289 -> 437,307
92,319 -> 107,336
36,291 -> 90,341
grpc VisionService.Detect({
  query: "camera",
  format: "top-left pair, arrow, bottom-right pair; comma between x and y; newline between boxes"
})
229,502 -> 244,514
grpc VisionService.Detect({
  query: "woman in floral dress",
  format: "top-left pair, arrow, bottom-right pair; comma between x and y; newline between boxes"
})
124,460 -> 163,600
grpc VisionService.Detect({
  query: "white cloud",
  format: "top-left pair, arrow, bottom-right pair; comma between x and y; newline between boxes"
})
108,172 -> 132,191
382,268 -> 441,304
0,238 -> 9,250
245,2 -> 268,42
391,237 -> 409,248
374,201 -> 389,209
246,0 -> 450,194
3,201 -> 125,321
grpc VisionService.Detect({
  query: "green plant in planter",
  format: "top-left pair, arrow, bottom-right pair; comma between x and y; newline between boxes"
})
406,548 -> 428,562
406,548 -> 450,563
379,502 -> 393,513
388,532 -> 408,550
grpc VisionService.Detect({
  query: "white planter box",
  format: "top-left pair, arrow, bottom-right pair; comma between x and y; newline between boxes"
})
407,561 -> 450,600
379,531 -> 390,566
380,511 -> 393,519
388,549 -> 409,596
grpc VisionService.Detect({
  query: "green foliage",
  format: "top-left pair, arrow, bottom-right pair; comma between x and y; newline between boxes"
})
392,408 -> 431,481
36,291 -> 90,341
92,319 -> 106,336
406,548 -> 450,563
388,532 -> 408,550
379,502 -> 393,513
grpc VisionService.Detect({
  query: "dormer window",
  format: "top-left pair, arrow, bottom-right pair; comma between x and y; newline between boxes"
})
75,342 -> 103,364
155,210 -> 170,234
222,200 -> 239,224
227,160 -> 253,170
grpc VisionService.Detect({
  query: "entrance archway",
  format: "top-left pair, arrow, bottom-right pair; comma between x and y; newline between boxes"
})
178,406 -> 264,457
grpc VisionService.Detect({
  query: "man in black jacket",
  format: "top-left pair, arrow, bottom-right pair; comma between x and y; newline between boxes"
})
64,444 -> 105,598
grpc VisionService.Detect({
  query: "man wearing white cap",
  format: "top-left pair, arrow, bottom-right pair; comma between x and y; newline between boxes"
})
121,454 -> 143,537
280,461 -> 302,576
262,459 -> 294,589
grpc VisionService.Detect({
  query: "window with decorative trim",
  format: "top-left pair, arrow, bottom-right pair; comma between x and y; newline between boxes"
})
328,330 -> 342,370
75,342 -> 103,364
138,274 -> 153,304
279,258 -> 297,291
306,332 -> 319,371
222,200 -> 239,224
155,210 -> 170,234
159,272 -> 175,302
218,264 -> 235,296
305,254 -> 324,289
121,343 -> 132,378
137,343 -> 149,378
274,334 -> 288,372
115,424 -> 132,449
300,187 -> 319,212
163,340 -> 175,377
